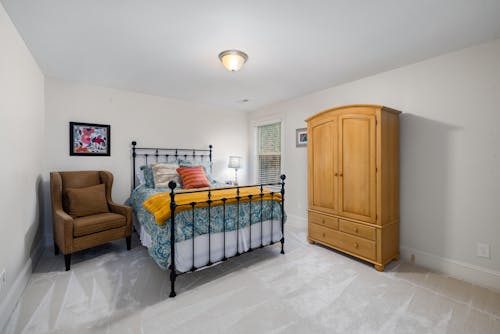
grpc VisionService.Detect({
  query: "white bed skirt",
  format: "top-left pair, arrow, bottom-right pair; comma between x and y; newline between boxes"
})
133,218 -> 283,273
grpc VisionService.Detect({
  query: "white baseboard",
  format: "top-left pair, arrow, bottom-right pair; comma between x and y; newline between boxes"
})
286,213 -> 307,223
400,246 -> 500,292
0,238 -> 45,332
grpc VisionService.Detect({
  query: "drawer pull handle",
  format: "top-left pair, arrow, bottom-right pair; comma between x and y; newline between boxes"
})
322,219 -> 325,224
354,242 -> 359,248
355,228 -> 359,233
322,233 -> 326,238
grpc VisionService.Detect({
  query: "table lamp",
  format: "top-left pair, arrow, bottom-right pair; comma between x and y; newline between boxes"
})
228,156 -> 242,185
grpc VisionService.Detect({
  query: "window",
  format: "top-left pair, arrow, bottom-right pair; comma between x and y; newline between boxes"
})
256,122 -> 281,184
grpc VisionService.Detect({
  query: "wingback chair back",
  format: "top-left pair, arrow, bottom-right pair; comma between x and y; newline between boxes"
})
60,171 -> 101,190
50,170 -> 132,271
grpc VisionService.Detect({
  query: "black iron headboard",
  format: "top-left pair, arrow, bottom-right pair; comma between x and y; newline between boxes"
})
131,141 -> 212,190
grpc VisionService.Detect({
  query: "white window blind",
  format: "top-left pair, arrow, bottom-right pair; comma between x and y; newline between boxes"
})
256,122 -> 281,184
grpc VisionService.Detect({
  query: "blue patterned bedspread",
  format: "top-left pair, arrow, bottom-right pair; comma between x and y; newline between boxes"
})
128,185 -> 285,270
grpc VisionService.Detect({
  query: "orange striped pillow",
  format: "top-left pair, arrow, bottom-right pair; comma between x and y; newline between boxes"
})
176,166 -> 210,189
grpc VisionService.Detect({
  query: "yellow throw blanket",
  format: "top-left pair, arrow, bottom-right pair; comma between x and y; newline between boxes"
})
143,187 -> 282,225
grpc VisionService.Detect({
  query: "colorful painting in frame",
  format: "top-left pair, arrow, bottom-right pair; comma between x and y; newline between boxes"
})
69,122 -> 110,156
295,128 -> 307,147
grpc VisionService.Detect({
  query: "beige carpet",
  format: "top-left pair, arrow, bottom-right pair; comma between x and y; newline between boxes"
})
5,219 -> 500,334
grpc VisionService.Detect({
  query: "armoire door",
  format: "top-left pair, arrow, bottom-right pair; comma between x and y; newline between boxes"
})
338,113 -> 376,222
308,119 -> 338,214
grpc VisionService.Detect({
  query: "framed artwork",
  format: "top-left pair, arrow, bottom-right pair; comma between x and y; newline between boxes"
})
296,128 -> 307,147
69,122 -> 110,156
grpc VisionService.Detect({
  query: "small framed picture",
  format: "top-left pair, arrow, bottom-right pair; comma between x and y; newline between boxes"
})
69,122 -> 110,156
296,128 -> 308,147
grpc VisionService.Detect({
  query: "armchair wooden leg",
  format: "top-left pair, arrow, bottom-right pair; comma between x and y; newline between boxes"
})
64,254 -> 71,271
54,241 -> 60,255
126,236 -> 131,250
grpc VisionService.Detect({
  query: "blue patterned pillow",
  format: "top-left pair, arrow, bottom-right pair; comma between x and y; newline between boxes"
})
140,165 -> 155,188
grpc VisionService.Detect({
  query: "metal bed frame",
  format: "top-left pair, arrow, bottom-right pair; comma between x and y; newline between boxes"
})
131,141 -> 286,297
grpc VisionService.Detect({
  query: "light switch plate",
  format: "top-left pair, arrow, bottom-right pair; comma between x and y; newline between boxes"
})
0,269 -> 6,293
476,243 -> 490,259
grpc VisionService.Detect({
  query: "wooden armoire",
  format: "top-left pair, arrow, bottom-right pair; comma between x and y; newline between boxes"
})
306,105 -> 400,271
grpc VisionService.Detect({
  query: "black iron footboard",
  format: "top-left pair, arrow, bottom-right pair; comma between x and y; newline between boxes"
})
130,141 -> 286,297
167,175 -> 286,297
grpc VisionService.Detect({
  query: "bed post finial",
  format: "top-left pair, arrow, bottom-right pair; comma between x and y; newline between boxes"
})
209,144 -> 213,172
132,141 -> 137,190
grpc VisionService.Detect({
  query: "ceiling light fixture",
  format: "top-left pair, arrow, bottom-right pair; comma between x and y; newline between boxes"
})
218,50 -> 248,72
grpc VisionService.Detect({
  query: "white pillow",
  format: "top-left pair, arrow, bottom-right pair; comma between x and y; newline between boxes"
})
152,163 -> 180,189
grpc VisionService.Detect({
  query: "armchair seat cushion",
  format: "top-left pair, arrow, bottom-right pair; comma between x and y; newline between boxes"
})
73,212 -> 126,237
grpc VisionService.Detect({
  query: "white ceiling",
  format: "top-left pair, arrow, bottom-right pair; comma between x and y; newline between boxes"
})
3,0 -> 500,111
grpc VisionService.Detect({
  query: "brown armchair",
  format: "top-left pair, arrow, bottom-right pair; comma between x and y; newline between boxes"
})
50,171 -> 133,270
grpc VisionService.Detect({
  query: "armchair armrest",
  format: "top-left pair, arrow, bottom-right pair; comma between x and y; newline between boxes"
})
53,208 -> 74,253
108,201 -> 132,217
51,171 -> 75,253
109,202 -> 133,233
53,209 -> 73,228
100,170 -> 133,234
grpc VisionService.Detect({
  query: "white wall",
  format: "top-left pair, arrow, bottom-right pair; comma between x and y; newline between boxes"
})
0,3 -> 45,330
43,77 -> 248,235
248,39 -> 500,290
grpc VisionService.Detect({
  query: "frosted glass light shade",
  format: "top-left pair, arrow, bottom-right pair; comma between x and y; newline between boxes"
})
219,50 -> 248,72
228,156 -> 242,169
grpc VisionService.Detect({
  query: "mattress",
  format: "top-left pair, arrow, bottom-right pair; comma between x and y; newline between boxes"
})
129,184 -> 285,272
134,217 -> 282,272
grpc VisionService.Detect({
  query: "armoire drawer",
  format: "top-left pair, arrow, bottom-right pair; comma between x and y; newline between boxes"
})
309,223 -> 376,261
308,211 -> 339,230
337,231 -> 376,260
308,223 -> 339,244
339,219 -> 376,241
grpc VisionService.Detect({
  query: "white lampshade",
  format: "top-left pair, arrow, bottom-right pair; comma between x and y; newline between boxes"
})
218,50 -> 248,72
228,156 -> 242,169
